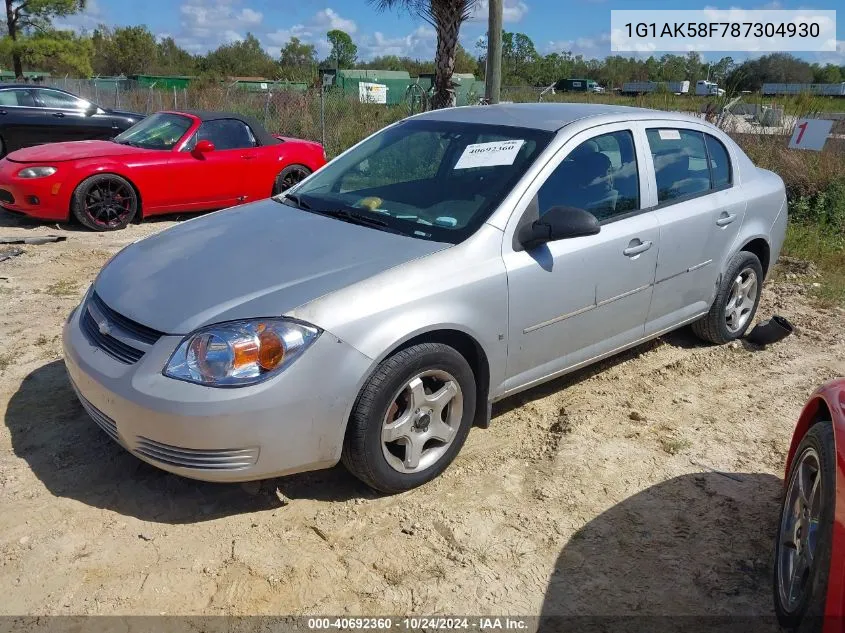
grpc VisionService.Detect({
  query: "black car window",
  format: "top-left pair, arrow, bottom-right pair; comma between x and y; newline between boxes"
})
196,119 -> 257,150
0,89 -> 35,107
34,89 -> 90,110
537,130 -> 640,222
646,128 -> 712,204
705,134 -> 732,188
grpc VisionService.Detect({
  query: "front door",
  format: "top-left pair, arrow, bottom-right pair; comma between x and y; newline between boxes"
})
166,118 -> 257,210
501,124 -> 660,395
32,88 -> 115,143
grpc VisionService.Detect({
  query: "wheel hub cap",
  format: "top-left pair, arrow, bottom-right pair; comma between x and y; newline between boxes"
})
777,447 -> 822,613
381,370 -> 463,474
724,267 -> 758,333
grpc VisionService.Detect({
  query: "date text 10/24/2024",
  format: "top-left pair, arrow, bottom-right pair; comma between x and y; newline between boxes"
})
307,617 -> 529,630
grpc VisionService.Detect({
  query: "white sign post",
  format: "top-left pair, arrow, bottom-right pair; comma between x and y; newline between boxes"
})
789,119 -> 834,151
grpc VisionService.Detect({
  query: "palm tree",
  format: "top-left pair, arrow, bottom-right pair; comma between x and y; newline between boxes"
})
371,0 -> 478,109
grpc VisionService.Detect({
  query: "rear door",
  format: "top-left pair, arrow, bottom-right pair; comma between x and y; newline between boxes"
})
0,88 -> 43,153
166,119 -> 256,209
31,88 -> 116,143
640,123 -> 746,335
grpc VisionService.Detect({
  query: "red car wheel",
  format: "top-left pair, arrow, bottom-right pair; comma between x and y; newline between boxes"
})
774,421 -> 835,632
273,164 -> 312,196
72,174 -> 139,232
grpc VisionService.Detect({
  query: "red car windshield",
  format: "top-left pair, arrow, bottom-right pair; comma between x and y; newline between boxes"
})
113,113 -> 193,150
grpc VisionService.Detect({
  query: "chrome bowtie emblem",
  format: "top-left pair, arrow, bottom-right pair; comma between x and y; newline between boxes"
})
97,319 -> 111,336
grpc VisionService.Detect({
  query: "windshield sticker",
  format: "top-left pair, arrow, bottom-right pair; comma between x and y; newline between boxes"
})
658,129 -> 681,140
454,140 -> 525,169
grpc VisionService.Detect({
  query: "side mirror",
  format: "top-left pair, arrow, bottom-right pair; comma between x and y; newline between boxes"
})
518,206 -> 600,250
85,103 -> 99,116
192,140 -> 215,157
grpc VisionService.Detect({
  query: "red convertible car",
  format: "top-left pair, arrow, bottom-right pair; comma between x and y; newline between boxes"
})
0,110 -> 326,231
775,379 -> 845,632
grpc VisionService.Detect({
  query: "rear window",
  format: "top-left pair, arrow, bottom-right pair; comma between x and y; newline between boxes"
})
646,128 -> 733,204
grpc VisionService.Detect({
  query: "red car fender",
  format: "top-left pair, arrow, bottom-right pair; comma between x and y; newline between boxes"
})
785,380 -> 845,631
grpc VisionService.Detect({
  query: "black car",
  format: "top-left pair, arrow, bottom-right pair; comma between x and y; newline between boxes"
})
0,84 -> 143,157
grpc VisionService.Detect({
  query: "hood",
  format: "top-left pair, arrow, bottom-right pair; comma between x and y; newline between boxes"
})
94,199 -> 450,334
7,140 -> 149,163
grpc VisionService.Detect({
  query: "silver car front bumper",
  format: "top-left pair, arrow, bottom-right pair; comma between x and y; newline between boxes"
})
62,303 -> 372,482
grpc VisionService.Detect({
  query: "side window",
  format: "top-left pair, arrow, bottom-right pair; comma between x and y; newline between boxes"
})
35,89 -> 89,110
197,119 -> 257,150
537,130 -> 639,222
646,128 -> 711,203
705,134 -> 731,188
0,89 -> 35,107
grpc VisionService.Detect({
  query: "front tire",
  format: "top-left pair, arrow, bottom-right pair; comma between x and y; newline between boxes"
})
71,174 -> 138,231
342,343 -> 476,494
774,421 -> 835,633
692,250 -> 763,344
272,164 -> 311,196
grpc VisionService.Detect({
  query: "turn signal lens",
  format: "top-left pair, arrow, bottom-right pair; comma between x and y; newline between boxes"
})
258,329 -> 285,370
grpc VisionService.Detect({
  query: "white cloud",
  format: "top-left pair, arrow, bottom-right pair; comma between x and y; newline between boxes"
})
467,0 -> 529,24
53,0 -> 104,33
262,8 -> 359,58
175,0 -> 264,52
546,32 -> 612,59
357,26 -> 437,60
313,8 -> 358,35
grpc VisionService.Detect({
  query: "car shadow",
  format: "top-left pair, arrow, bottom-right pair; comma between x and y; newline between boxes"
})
539,472 -> 782,632
4,360 -> 369,524
493,329 -> 707,418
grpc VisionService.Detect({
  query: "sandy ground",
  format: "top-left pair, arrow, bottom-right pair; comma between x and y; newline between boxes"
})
1,209 -> 844,623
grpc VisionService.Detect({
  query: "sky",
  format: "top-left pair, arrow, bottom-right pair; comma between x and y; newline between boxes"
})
54,0 -> 845,66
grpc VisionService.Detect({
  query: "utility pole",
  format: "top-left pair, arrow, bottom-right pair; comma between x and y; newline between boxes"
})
485,0 -> 502,104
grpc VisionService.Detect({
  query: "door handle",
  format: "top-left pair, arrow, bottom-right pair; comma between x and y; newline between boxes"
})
623,239 -> 653,257
52,112 -> 65,118
716,212 -> 737,227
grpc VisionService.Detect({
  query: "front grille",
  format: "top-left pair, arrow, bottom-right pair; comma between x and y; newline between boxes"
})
135,436 -> 259,471
89,292 -> 162,345
81,308 -> 145,364
0,189 -> 15,204
73,386 -> 121,444
79,292 -> 163,365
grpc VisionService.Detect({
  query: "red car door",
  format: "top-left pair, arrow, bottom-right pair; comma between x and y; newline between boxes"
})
166,119 -> 255,211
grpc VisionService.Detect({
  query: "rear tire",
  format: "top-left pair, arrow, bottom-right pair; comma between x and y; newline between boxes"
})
692,250 -> 763,344
71,174 -> 138,232
773,421 -> 835,633
342,343 -> 476,494
272,164 -> 311,196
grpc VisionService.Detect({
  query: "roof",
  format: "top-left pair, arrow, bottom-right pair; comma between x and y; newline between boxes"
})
413,103 -> 702,132
173,110 -> 281,146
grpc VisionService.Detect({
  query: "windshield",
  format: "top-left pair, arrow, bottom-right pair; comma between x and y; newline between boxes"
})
287,119 -> 553,243
113,113 -> 193,150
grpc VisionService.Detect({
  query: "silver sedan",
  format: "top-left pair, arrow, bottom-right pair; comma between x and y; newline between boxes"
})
63,103 -> 787,493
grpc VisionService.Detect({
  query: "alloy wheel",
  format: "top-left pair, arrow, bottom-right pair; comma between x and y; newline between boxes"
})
84,179 -> 134,228
724,267 -> 758,333
381,369 -> 463,474
777,447 -> 822,613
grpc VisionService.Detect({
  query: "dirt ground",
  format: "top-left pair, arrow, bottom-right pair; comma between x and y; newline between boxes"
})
1,209 -> 844,624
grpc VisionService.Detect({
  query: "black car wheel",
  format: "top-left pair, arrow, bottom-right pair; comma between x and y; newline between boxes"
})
272,164 -> 311,196
774,421 -> 835,633
72,174 -> 139,231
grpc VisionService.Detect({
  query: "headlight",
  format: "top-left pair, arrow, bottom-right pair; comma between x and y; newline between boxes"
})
17,166 -> 57,178
164,318 -> 320,387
